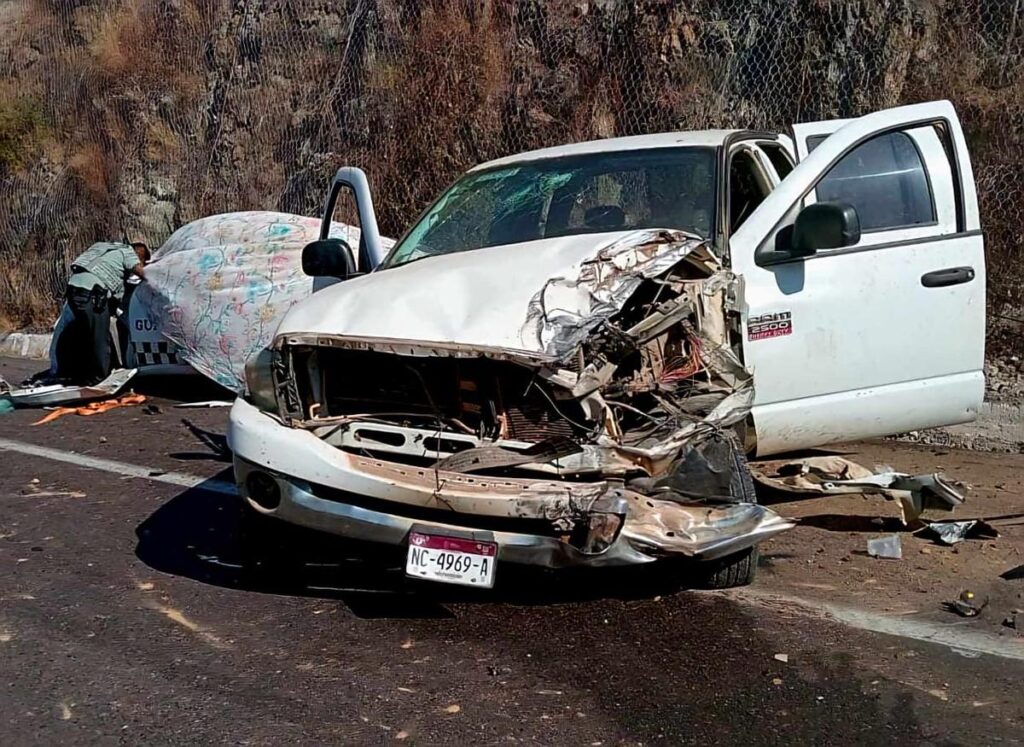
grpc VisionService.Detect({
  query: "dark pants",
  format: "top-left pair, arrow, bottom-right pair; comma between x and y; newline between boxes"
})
58,285 -> 112,385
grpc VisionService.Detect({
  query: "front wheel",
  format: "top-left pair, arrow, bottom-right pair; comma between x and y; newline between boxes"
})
692,430 -> 760,588
695,546 -> 759,589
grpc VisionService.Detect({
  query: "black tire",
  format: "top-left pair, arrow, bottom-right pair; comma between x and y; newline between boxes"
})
695,431 -> 760,588
724,429 -> 758,504
697,546 -> 760,589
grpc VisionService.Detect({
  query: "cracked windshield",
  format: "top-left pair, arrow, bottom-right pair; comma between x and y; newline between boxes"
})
383,146 -> 716,268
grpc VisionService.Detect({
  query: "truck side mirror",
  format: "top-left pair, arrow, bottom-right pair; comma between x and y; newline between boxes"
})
759,201 -> 861,267
789,201 -> 861,256
302,238 -> 356,279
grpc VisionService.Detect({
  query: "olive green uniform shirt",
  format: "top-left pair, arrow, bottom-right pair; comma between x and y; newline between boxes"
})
68,242 -> 140,301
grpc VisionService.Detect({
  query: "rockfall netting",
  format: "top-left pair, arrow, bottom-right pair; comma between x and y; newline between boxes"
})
0,0 -> 1021,359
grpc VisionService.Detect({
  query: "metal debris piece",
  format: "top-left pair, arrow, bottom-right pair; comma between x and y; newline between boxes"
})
918,519 -> 1000,546
946,589 -> 988,617
751,456 -> 875,491
434,437 -> 582,474
7,368 -> 138,408
866,535 -> 902,559
751,456 -> 966,523
620,498 -> 794,560
522,230 -> 707,358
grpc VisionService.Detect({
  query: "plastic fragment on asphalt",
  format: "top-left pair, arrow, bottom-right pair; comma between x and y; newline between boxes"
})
773,653 -> 789,663
866,535 -> 902,559
30,393 -> 147,426
9,367 -> 138,408
918,519 -> 1000,545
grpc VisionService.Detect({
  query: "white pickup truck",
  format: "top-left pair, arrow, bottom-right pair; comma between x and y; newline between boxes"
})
227,100 -> 985,588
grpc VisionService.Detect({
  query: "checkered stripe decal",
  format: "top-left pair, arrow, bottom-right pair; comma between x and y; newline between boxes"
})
130,341 -> 181,366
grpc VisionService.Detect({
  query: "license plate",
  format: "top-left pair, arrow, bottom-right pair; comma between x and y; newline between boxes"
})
405,532 -> 497,588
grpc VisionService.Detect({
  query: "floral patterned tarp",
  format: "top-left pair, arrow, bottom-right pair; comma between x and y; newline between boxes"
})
135,211 -> 378,394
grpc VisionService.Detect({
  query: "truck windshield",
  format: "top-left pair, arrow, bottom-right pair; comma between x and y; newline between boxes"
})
382,146 -> 716,269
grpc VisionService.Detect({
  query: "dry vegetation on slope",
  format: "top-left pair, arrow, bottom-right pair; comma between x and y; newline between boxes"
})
0,0 -> 1021,361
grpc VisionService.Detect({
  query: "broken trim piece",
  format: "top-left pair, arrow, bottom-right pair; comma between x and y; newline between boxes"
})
279,334 -> 556,364
8,368 -> 139,408
751,456 -> 967,523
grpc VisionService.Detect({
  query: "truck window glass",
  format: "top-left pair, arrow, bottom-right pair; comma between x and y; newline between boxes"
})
759,142 -> 794,178
382,147 -> 716,269
729,150 -> 770,232
807,131 -> 935,232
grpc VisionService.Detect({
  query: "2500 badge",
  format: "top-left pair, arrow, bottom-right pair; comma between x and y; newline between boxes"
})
748,311 -> 792,341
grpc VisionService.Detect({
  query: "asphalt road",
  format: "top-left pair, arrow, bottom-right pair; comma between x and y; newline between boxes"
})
1,357 -> 1022,745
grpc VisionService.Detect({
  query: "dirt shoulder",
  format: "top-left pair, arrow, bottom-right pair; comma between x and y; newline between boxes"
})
755,440 -> 1024,641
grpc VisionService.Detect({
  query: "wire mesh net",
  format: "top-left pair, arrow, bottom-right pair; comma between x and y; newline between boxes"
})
1,0 -> 1021,357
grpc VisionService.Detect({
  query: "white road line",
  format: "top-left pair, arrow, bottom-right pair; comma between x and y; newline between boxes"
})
0,437 -> 237,495
726,589 -> 1024,663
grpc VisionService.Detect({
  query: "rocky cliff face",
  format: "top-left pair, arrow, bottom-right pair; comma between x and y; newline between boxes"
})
0,0 -> 1021,354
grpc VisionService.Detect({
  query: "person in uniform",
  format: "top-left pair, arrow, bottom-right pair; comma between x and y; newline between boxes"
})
57,241 -> 150,385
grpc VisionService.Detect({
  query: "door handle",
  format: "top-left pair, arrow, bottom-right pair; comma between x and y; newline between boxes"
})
921,266 -> 975,288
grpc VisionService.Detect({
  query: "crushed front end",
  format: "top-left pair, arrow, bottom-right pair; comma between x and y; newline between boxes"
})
228,230 -> 793,578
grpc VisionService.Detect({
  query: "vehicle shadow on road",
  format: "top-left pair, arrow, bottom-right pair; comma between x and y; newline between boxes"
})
797,514 -> 908,532
130,374 -> 235,403
168,418 -> 233,463
134,476 -> 709,619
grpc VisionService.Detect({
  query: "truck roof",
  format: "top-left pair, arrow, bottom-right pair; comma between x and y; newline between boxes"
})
472,129 -> 745,172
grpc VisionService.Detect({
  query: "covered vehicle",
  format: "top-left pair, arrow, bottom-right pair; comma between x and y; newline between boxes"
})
128,208 -> 390,392
228,101 -> 985,588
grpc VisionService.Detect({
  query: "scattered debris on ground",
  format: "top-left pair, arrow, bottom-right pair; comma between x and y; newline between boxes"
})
867,535 -> 903,559
753,440 -> 1024,638
31,393 -> 147,425
7,368 -> 138,408
946,589 -> 988,617
751,455 -> 966,522
918,520 -> 1000,546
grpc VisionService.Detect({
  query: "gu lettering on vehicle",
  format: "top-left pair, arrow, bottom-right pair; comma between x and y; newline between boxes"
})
748,311 -> 792,341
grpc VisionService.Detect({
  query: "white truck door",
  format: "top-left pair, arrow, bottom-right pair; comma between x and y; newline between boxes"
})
729,101 -> 985,455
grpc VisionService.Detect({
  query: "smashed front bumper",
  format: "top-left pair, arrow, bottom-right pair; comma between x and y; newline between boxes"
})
228,399 -> 793,568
